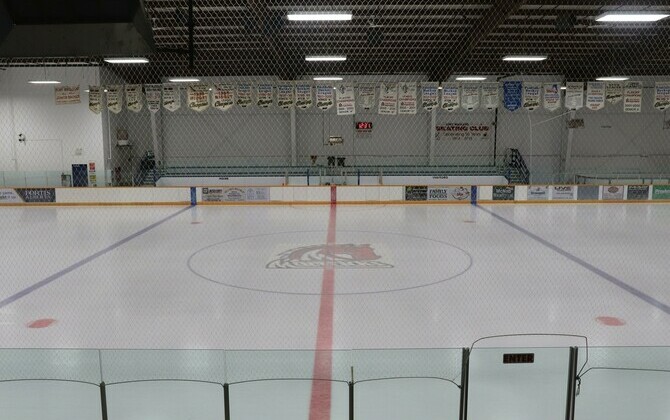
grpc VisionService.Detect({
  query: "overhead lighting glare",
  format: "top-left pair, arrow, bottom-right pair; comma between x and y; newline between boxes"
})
168,77 -> 200,83
287,13 -> 352,21
306,55 -> 347,62
596,76 -> 630,81
503,55 -> 548,61
313,76 -> 343,81
104,57 -> 150,64
456,76 -> 487,81
28,80 -> 61,84
560,86 -> 567,90
596,13 -> 669,22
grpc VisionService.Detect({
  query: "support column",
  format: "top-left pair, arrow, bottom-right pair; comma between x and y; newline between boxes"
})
565,347 -> 579,420
429,108 -> 437,165
291,106 -> 297,166
564,110 -> 576,183
459,348 -> 470,420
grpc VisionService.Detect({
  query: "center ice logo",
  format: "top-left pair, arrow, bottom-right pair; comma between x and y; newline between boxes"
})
266,244 -> 394,269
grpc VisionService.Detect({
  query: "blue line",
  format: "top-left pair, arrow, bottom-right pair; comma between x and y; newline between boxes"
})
0,206 -> 192,309
477,205 -> 670,315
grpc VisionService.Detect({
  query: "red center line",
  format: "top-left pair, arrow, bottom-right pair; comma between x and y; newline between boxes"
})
308,186 -> 337,420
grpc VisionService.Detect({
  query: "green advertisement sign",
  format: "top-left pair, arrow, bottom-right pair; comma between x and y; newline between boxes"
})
652,185 -> 670,200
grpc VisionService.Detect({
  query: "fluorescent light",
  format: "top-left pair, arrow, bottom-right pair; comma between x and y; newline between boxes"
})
456,76 -> 487,81
28,80 -> 61,84
313,76 -> 343,81
306,55 -> 347,62
560,86 -> 567,90
438,86 -> 443,90
168,77 -> 200,82
596,13 -> 669,22
104,57 -> 149,64
503,55 -> 548,61
596,76 -> 629,81
287,13 -> 352,21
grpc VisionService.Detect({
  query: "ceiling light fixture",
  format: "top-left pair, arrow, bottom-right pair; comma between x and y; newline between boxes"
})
306,55 -> 347,62
596,76 -> 630,81
596,13 -> 669,22
456,76 -> 487,81
313,76 -> 343,81
288,13 -> 352,21
28,80 -> 61,84
503,55 -> 548,61
104,57 -> 150,64
168,77 -> 201,83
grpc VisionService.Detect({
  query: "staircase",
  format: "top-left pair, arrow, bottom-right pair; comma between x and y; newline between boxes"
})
503,148 -> 530,184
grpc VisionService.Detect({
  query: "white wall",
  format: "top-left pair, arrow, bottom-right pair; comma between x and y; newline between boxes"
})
0,67 -> 106,184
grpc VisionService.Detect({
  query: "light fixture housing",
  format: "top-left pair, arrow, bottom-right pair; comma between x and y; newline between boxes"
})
503,55 -> 548,61
596,76 -> 630,81
455,76 -> 487,81
596,13 -> 669,22
103,57 -> 150,64
28,80 -> 61,84
288,13 -> 352,21
168,77 -> 201,83
305,55 -> 347,62
313,76 -> 343,81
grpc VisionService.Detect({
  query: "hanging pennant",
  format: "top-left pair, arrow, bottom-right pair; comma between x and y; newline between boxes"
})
654,82 -> 670,111
295,82 -> 312,109
358,84 -> 376,111
257,83 -> 274,108
277,82 -> 295,109
605,82 -> 623,104
316,85 -> 334,110
481,83 -> 499,110
213,83 -> 235,111
565,82 -> 584,110
543,83 -> 561,112
585,81 -> 605,111
378,82 -> 398,115
441,82 -> 460,112
125,84 -> 143,112
187,84 -> 210,112
336,82 -> 356,115
502,81 -> 522,112
162,84 -> 180,112
522,82 -> 541,111
106,85 -> 123,114
88,86 -> 102,114
237,83 -> 253,107
145,84 -> 162,113
421,82 -> 439,111
461,84 -> 480,111
623,81 -> 643,113
398,82 -> 418,115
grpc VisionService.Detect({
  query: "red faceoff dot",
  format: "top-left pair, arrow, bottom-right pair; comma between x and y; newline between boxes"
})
596,316 -> 626,326
27,319 -> 57,329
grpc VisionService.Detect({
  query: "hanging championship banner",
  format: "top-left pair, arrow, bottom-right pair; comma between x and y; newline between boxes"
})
162,83 -> 180,112
441,82 -> 460,112
145,84 -> 162,113
88,86 -> 102,114
187,84 -> 210,112
543,83 -> 561,112
316,85 -> 334,110
623,81 -> 643,113
378,82 -> 398,115
295,82 -> 312,109
55,85 -> 80,105
358,84 -> 376,111
336,82 -> 356,115
522,82 -> 541,111
461,84 -> 480,111
398,82 -> 417,115
213,83 -> 234,111
606,82 -> 623,104
277,82 -> 295,109
565,82 -> 584,110
257,83 -> 274,108
106,85 -> 123,114
421,82 -> 439,111
237,83 -> 253,107
502,81 -> 522,112
586,81 -> 605,111
481,83 -> 499,110
654,82 -> 670,111
125,84 -> 142,112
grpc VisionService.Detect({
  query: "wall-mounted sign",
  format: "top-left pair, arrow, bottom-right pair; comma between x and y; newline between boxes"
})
503,353 -> 535,364
355,121 -> 373,132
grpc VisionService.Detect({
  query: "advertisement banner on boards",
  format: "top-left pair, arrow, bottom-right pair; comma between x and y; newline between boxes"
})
405,186 -> 428,201
435,123 -> 491,141
427,186 -> 471,201
527,186 -> 549,200
652,185 -> 670,200
9,188 -> 57,203
626,185 -> 650,201
202,187 -> 269,202
492,186 -> 515,201
551,186 -> 575,200
0,188 -> 23,203
398,82 -> 418,115
577,185 -> 599,200
602,185 -> 624,200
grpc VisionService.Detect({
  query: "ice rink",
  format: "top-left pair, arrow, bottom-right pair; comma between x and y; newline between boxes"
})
1,203 -> 669,350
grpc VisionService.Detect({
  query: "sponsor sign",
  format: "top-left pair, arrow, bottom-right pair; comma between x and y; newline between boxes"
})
358,84 -> 376,111
201,187 -> 269,202
503,81 -> 522,112
266,243 -> 394,269
626,185 -> 650,201
551,186 -> 575,200
405,186 -> 428,201
316,85 -> 334,110
336,82 -> 356,116
0,188 -> 22,203
492,185 -> 515,201
606,82 -> 623,104
441,82 -> 460,112
257,83 -> 274,108
435,123 -> 491,141
522,82 -> 541,111
652,185 -> 670,200
527,186 -> 549,200
213,83 -> 235,111
125,84 -> 143,112
623,81 -> 643,113
577,185 -> 599,200
106,85 -> 123,113
187,84 -> 210,112
14,188 -> 56,203
398,82 -> 418,115
482,82 -> 499,110
55,85 -> 81,105
602,185 -> 624,200
295,82 -> 312,109
162,83 -> 180,112
378,82 -> 398,115
543,83 -> 561,112
88,161 -> 97,187
565,82 -> 584,110
88,86 -> 102,114
586,81 -> 605,111
277,82 -> 295,109
145,84 -> 162,113
427,186 -> 471,201
654,82 -> 670,111
461,83 -> 480,111
237,83 -> 253,107
421,82 -> 439,111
